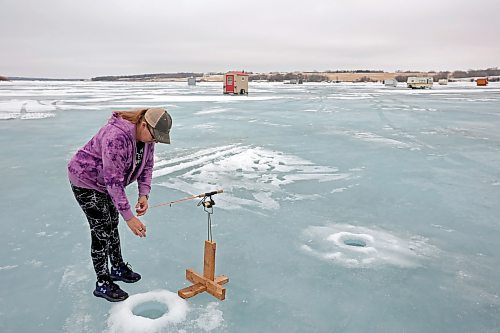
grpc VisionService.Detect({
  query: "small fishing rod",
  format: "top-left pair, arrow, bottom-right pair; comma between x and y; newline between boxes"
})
150,189 -> 224,241
150,189 -> 224,208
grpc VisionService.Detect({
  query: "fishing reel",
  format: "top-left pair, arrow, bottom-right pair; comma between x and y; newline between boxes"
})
152,189 -> 223,242
202,198 -> 215,209
196,190 -> 222,212
196,192 -> 221,242
198,195 -> 215,212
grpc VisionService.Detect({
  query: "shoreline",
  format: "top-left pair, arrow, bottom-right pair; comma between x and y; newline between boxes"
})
4,70 -> 499,83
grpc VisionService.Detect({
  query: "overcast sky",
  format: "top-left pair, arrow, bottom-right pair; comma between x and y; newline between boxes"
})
1,0 -> 499,78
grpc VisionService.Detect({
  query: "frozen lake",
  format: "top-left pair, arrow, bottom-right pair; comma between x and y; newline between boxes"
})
1,80 -> 500,332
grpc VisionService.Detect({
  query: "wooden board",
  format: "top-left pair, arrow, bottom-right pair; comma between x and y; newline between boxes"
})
177,240 -> 229,301
186,269 -> 226,300
178,283 -> 206,298
203,240 -> 216,280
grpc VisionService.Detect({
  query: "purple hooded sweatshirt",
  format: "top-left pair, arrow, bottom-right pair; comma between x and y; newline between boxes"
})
68,113 -> 155,221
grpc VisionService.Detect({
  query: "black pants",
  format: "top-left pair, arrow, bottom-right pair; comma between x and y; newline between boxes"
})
71,185 -> 124,281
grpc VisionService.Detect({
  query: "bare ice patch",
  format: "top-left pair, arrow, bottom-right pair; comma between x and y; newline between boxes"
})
194,302 -> 224,332
0,112 -> 55,120
192,123 -> 216,131
125,95 -> 278,103
327,92 -> 375,100
0,100 -> 56,120
301,224 -> 438,268
0,265 -> 18,271
348,131 -> 410,148
153,144 -> 351,210
325,128 -> 418,149
59,262 -> 94,333
195,107 -> 232,115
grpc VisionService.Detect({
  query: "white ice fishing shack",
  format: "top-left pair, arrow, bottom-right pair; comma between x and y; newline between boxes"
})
223,71 -> 249,95
407,77 -> 433,89
383,79 -> 398,87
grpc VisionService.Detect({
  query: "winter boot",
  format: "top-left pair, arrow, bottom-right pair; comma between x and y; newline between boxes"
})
93,279 -> 128,302
110,262 -> 141,283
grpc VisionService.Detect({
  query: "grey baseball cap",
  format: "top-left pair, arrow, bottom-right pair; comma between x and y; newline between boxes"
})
144,108 -> 172,144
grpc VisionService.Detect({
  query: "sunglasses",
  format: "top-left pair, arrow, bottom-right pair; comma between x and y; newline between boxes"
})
146,123 -> 158,143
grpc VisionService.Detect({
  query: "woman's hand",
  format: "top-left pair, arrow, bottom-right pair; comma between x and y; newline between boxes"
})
126,216 -> 147,237
136,195 -> 149,216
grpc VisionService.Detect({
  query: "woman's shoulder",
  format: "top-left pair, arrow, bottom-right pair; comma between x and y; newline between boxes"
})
93,123 -> 133,154
99,116 -> 134,140
108,114 -> 135,132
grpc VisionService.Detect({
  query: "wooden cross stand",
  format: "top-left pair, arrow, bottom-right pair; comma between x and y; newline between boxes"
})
178,240 -> 229,300
177,190 -> 228,301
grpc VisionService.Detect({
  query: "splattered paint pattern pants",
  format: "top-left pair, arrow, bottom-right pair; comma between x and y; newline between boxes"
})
71,185 -> 124,280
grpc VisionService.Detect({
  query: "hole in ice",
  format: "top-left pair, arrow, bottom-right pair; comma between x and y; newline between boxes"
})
132,301 -> 167,319
343,239 -> 367,247
107,290 -> 189,333
301,224 -> 438,268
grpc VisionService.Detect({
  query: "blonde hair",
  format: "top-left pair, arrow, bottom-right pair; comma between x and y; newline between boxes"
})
115,108 -> 148,124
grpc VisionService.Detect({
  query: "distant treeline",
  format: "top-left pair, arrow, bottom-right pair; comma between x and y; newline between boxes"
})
395,67 -> 500,82
249,69 -> 383,82
447,68 -> 500,78
352,76 -> 378,83
89,68 -> 499,82
92,72 -> 204,81
249,72 -> 328,82
4,76 -> 82,81
324,70 -> 385,73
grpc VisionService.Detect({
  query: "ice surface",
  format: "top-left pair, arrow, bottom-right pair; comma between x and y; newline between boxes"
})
153,144 -> 349,210
1,81 -> 500,332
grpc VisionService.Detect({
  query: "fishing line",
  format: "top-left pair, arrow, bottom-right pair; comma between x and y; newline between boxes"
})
150,189 -> 223,241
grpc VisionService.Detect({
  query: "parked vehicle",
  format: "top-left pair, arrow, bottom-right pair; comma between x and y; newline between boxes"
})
407,77 -> 433,89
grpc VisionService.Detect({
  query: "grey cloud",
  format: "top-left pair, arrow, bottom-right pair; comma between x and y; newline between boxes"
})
0,0 -> 498,77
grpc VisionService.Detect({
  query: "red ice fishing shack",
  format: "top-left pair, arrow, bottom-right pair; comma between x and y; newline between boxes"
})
223,71 -> 249,95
